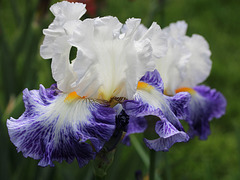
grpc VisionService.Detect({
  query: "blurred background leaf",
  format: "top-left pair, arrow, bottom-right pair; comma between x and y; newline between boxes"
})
0,0 -> 240,179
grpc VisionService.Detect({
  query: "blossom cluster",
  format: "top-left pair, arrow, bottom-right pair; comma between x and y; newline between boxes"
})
7,1 -> 226,167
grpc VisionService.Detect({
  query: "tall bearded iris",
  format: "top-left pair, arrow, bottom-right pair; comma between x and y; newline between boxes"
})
7,1 -> 191,167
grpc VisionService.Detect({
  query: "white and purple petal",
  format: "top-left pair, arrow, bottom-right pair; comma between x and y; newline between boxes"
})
144,119 -> 189,151
7,84 -> 116,167
123,70 -> 190,131
185,85 -> 226,140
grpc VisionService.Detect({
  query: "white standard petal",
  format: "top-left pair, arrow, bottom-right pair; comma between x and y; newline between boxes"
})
68,17 -> 164,101
163,20 -> 188,39
40,1 -> 87,94
156,37 -> 191,95
40,1 -> 86,59
155,21 -> 212,95
50,1 -> 86,22
180,34 -> 212,88
139,22 -> 167,58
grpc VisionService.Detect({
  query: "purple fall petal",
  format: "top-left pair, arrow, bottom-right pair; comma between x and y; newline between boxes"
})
122,70 -> 190,150
144,119 -> 189,151
123,70 -> 190,132
7,84 -> 116,167
186,85 -> 226,140
166,91 -> 191,119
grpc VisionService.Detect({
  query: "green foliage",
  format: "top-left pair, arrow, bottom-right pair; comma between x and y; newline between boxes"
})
0,0 -> 239,179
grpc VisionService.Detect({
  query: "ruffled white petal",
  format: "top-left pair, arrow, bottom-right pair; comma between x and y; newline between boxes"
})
155,21 -> 212,95
40,2 -> 167,101
180,34 -> 212,87
156,35 -> 191,95
50,1 -> 86,22
139,22 -> 167,58
163,20 -> 188,39
40,2 -> 86,59
68,17 -> 164,100
40,2 -> 86,93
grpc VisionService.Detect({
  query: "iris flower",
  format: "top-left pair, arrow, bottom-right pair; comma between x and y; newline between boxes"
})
7,2 -> 191,167
154,21 -> 227,140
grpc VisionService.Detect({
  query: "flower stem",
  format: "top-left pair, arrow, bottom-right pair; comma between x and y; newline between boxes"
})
131,135 -> 149,167
92,148 -> 115,179
149,150 -> 156,180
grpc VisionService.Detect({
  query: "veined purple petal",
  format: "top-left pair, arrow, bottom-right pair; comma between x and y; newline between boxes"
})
186,85 -> 226,140
123,70 -> 190,132
194,85 -> 226,120
166,91 -> 191,119
144,119 -> 189,151
122,116 -> 148,146
140,69 -> 164,93
7,84 -> 116,167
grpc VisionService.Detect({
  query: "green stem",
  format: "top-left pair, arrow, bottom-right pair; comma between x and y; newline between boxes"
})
149,150 -> 156,180
131,135 -> 149,167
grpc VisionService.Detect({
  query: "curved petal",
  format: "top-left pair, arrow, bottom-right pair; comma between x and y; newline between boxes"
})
156,36 -> 191,95
144,119 -> 189,151
156,21 -> 190,96
181,35 -> 212,88
50,1 -> 86,22
7,84 -> 116,167
138,22 -> 167,58
40,1 -> 86,59
178,85 -> 226,140
123,70 -> 190,131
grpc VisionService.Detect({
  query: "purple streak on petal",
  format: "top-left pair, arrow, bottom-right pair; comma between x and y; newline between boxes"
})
194,85 -> 226,120
186,85 -> 226,140
122,116 -> 148,146
144,119 -> 189,151
166,92 -> 191,119
7,84 -> 116,167
140,69 -> 164,93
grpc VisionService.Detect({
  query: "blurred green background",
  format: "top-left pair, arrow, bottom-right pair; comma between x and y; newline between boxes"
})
0,0 -> 240,179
